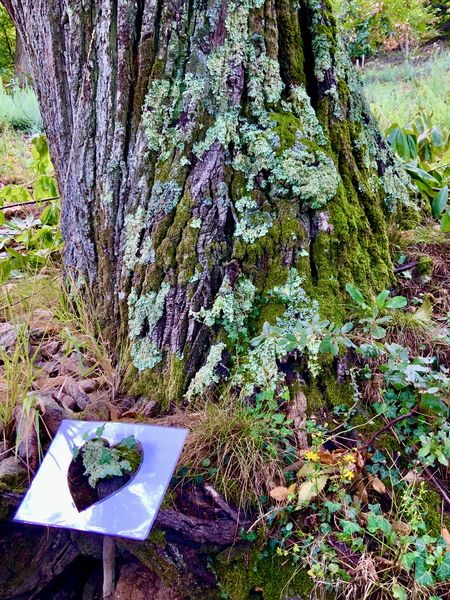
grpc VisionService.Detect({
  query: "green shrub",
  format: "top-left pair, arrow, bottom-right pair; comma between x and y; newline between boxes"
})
0,81 -> 42,132
334,0 -> 438,59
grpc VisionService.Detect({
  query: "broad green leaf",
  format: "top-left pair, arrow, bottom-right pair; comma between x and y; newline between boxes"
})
407,135 -> 418,160
31,134 -> 52,175
372,325 -> 386,339
392,583 -> 407,600
414,557 -> 435,586
432,185 -> 448,219
402,551 -> 419,571
324,500 -> 342,513
319,337 -> 339,357
94,425 -> 106,438
341,322 -> 353,334
437,551 -> 450,581
367,513 -> 391,535
120,435 -> 137,449
385,296 -> 407,309
405,164 -> 439,185
345,283 -> 368,309
431,126 -> 443,148
376,290 -> 390,309
33,175 -> 58,202
340,519 -> 362,535
0,184 -> 33,205
396,129 -> 409,159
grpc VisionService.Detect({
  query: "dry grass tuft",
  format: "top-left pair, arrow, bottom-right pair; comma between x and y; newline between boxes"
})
170,400 -> 286,513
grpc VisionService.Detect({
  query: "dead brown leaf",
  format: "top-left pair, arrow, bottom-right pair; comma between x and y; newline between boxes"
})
369,475 -> 386,494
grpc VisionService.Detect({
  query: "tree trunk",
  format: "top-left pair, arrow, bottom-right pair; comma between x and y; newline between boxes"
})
14,29 -> 31,85
2,0 -> 409,404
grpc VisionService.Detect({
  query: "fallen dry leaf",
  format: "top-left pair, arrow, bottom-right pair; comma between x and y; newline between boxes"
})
269,486 -> 290,502
442,527 -> 450,552
370,476 -> 386,494
354,475 -> 369,504
393,520 -> 411,536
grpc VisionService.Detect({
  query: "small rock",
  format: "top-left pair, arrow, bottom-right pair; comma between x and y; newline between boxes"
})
0,322 -> 17,352
13,406 -> 38,471
81,399 -> 110,422
78,378 -> 99,394
0,456 -> 27,489
60,394 -> 77,411
41,359 -> 60,376
60,354 -> 84,376
34,392 -> 70,436
113,564 -> 180,600
41,339 -> 61,358
64,377 -> 90,410
136,397 -> 158,418
29,309 -> 59,340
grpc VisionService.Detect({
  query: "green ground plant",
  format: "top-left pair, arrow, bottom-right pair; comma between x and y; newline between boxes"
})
0,133 -> 61,282
384,110 -> 450,231
0,127 -> 34,183
363,49 -> 450,130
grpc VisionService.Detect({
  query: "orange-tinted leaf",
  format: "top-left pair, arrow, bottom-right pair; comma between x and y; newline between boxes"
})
269,486 -> 290,502
442,527 -> 450,552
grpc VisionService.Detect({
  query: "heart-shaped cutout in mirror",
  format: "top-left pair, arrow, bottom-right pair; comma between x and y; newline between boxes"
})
68,436 -> 143,512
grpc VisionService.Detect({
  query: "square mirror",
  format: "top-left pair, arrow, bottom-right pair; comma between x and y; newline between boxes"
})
14,420 -> 188,540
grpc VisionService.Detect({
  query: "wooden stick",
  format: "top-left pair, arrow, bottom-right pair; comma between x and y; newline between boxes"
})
102,536 -> 115,600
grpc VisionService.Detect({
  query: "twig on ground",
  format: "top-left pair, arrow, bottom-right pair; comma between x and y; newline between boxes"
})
204,483 -> 239,521
361,404 -> 419,450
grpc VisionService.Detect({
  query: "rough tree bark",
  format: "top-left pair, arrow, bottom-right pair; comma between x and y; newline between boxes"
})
13,30 -> 31,85
2,0 -> 409,404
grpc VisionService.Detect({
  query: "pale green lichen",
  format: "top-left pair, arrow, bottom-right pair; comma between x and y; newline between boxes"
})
128,283 -> 170,371
189,267 -> 202,284
271,140 -> 339,208
308,0 -> 333,81
185,342 -> 226,401
123,206 -> 146,271
148,181 -> 182,220
233,124 -> 339,209
234,196 -> 273,243
232,270 -> 320,396
142,80 -> 173,152
287,85 -> 327,145
271,268 -> 319,329
138,236 -> 155,265
189,217 -> 202,229
192,275 -> 256,340
380,165 -> 414,212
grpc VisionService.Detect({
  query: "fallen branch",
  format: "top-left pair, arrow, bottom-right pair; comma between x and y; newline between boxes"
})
156,509 -> 243,545
393,261 -> 418,274
361,404 -> 419,450
2,491 -> 244,546
0,196 -> 60,210
204,484 -> 239,522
